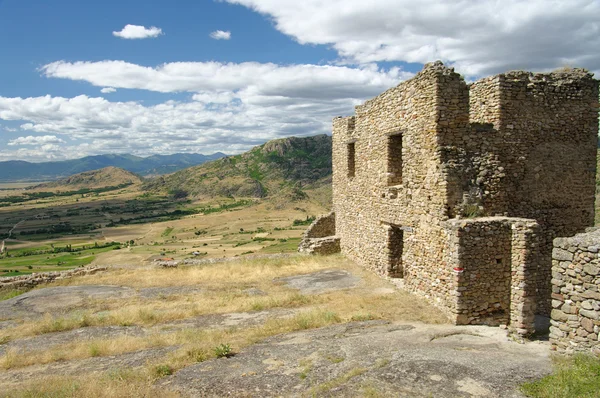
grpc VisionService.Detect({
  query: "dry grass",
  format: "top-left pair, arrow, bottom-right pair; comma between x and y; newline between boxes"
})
62,254 -> 337,288
3,369 -> 179,398
0,255 -> 446,345
0,254 -> 447,395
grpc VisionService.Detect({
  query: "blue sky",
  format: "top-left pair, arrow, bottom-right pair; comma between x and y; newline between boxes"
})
0,0 -> 598,161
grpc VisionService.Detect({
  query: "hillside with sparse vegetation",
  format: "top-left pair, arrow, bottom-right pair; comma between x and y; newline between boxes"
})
31,167 -> 143,191
143,135 -> 332,201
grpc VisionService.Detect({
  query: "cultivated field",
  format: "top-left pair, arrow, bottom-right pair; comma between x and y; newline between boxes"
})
0,183 -> 328,276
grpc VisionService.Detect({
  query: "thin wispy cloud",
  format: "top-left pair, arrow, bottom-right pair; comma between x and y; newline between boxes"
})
113,24 -> 163,39
100,87 -> 116,94
210,30 -> 231,40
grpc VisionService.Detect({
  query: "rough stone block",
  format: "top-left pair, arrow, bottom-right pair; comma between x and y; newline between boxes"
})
553,248 -> 574,262
580,309 -> 600,320
551,309 -> 569,322
581,317 -> 595,333
584,264 -> 599,276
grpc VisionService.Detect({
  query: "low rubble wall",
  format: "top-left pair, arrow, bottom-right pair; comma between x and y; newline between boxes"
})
0,266 -> 108,290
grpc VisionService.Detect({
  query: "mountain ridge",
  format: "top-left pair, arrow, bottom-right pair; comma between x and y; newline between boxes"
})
0,152 -> 227,182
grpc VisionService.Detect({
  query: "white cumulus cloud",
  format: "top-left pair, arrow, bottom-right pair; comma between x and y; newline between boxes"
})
8,135 -> 66,146
210,30 -> 231,40
113,24 -> 163,39
100,87 -> 117,94
5,59 -> 415,160
223,0 -> 600,77
40,60 -> 410,98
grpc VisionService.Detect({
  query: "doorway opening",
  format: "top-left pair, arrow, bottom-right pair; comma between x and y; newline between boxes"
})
387,225 -> 404,278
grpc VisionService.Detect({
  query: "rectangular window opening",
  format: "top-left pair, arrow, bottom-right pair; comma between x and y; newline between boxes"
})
347,142 -> 356,178
387,225 -> 404,278
387,134 -> 403,186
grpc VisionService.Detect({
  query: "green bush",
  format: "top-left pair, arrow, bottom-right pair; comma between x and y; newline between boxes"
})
214,343 -> 232,358
154,364 -> 174,377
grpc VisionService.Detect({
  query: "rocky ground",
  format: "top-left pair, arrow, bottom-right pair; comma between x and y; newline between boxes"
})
166,321 -> 550,397
0,263 -> 552,397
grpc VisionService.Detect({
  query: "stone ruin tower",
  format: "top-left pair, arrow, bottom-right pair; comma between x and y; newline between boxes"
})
329,61 -> 598,335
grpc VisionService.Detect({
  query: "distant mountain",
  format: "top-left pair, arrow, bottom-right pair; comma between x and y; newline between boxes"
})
31,167 -> 143,190
144,135 -> 332,200
0,153 -> 227,182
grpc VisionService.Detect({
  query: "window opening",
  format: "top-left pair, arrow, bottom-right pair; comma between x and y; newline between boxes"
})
347,142 -> 356,178
387,134 -> 402,185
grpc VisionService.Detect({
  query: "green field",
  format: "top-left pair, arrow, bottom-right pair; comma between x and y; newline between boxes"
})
259,237 -> 302,253
0,243 -> 121,276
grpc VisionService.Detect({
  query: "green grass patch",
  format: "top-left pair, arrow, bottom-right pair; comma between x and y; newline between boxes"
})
521,354 -> 600,398
292,216 -> 316,226
0,244 -> 119,275
161,227 -> 174,237
0,288 -> 30,301
260,238 -> 301,254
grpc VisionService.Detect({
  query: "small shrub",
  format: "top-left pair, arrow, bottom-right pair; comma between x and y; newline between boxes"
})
187,348 -> 208,363
154,364 -> 174,377
89,343 -> 101,357
214,343 -> 232,358
292,216 -> 316,226
461,203 -> 483,218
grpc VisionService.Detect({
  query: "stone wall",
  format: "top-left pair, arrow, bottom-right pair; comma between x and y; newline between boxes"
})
298,237 -> 341,256
332,60 -> 598,328
333,61 -> 462,294
298,212 -> 341,255
0,266 -> 108,291
551,229 -> 600,353
303,212 -> 336,239
442,217 -> 539,335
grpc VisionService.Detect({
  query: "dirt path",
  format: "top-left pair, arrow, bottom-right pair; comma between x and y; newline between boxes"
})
1,219 -> 26,254
7,220 -> 25,239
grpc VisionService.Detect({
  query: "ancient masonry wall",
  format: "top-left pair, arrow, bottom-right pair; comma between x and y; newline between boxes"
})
460,70 -> 599,315
332,60 -> 598,329
443,217 -> 539,333
332,63 -> 462,312
298,212 -> 341,255
551,229 -> 600,353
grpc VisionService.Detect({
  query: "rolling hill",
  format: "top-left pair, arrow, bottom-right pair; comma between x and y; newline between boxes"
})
31,167 -> 143,190
0,152 -> 226,182
143,134 -> 332,200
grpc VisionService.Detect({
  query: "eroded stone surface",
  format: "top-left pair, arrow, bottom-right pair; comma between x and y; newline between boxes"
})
137,286 -> 203,299
275,269 -> 360,294
166,321 -> 551,397
0,347 -> 176,388
0,326 -> 147,356
0,285 -> 136,320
